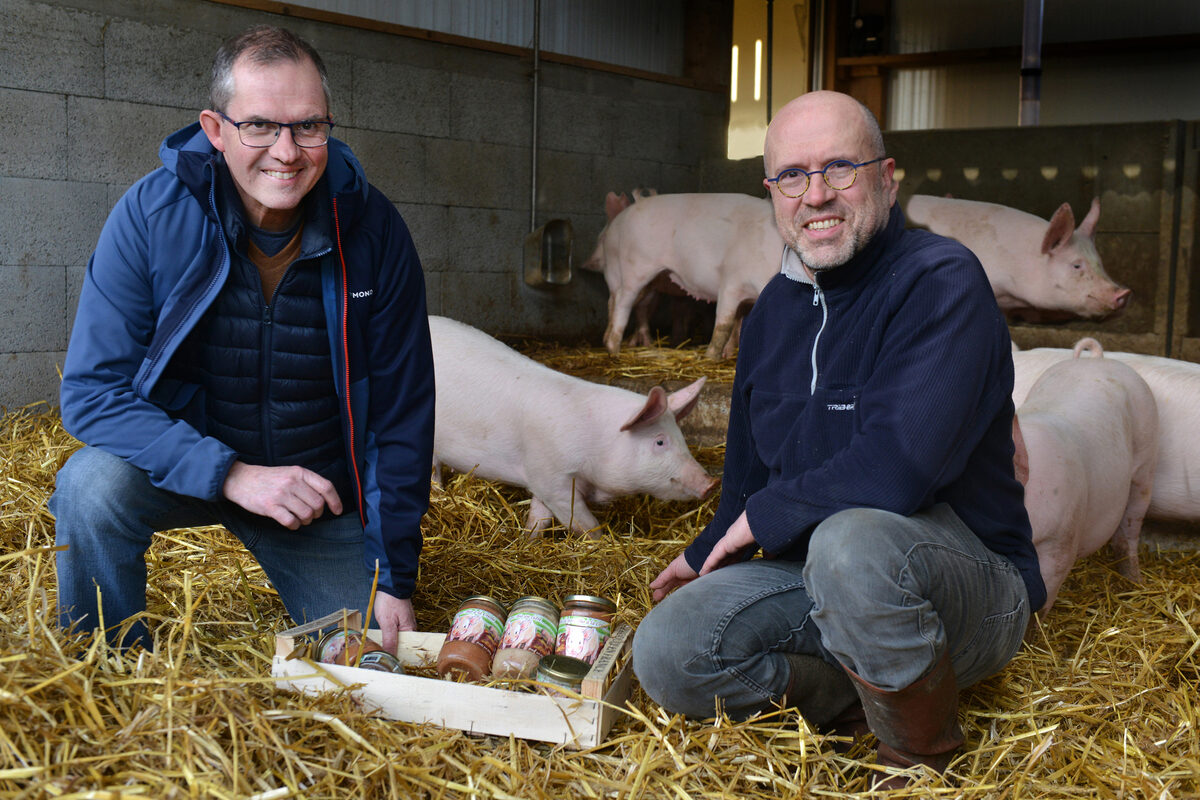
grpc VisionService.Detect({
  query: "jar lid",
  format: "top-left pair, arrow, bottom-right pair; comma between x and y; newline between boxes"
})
461,595 -> 508,613
510,595 -> 558,614
537,654 -> 592,682
561,594 -> 616,612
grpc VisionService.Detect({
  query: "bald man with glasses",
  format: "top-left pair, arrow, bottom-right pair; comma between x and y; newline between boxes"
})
633,91 -> 1044,788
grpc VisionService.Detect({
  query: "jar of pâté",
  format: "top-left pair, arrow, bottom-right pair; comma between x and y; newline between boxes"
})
436,595 -> 508,681
492,595 -> 560,679
536,654 -> 592,696
554,594 -> 616,666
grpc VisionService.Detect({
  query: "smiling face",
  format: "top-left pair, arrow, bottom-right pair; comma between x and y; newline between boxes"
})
199,55 -> 329,232
763,92 -> 898,274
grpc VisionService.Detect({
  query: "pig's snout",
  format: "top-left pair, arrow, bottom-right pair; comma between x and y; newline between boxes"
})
1111,287 -> 1132,310
692,473 -> 719,500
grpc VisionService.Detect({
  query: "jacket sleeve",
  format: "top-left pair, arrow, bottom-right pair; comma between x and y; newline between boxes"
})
59,181 -> 238,500
684,340 -> 770,572
745,250 -> 1011,555
357,197 -> 435,599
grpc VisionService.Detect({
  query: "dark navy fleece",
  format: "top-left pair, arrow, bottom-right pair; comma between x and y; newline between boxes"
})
685,204 -> 1046,613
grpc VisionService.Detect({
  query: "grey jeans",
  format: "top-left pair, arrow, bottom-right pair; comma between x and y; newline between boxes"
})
632,504 -> 1030,720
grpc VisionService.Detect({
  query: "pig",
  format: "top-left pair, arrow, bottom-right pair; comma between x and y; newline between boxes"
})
1013,342 -> 1200,522
428,315 -> 718,536
1012,337 -> 1157,610
904,195 -> 1130,322
582,192 -> 784,359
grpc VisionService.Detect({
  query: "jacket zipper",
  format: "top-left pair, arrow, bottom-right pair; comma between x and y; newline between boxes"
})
332,197 -> 367,528
810,283 -> 827,395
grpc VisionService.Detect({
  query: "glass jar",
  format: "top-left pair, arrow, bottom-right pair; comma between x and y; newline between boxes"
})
536,654 -> 592,696
315,629 -> 383,666
436,595 -> 508,681
554,594 -> 616,666
492,595 -> 560,679
356,650 -> 406,674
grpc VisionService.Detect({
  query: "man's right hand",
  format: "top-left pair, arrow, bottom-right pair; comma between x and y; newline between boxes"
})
222,461 -> 343,529
649,553 -> 700,603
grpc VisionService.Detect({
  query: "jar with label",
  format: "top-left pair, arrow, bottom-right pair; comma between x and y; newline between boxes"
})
357,650 -> 406,674
492,595 -> 560,679
436,595 -> 508,681
554,594 -> 616,666
536,654 -> 592,696
315,629 -> 384,666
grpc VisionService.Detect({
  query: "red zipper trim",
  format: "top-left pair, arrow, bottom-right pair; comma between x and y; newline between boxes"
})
332,197 -> 367,528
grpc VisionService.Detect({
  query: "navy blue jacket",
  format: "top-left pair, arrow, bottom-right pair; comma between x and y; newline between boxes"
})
685,205 -> 1046,612
60,123 -> 435,599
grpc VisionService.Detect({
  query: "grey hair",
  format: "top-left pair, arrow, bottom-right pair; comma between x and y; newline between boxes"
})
209,25 -> 331,114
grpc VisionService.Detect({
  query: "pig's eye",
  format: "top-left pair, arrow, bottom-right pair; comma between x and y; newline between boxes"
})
1072,263 -> 1083,270
655,438 -> 666,447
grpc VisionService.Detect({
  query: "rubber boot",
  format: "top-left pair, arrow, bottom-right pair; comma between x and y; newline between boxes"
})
844,650 -> 964,788
781,652 -> 868,752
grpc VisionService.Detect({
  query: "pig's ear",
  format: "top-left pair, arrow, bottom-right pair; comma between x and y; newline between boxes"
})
621,386 -> 668,431
1011,415 -> 1030,486
667,376 -> 707,421
1041,203 -> 1076,254
1077,197 -> 1101,238
605,192 -> 630,220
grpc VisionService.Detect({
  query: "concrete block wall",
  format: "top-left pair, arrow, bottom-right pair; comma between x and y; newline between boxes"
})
0,0 -> 729,410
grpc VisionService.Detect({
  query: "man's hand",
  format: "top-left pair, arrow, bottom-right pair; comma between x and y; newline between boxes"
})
699,510 -> 757,576
222,461 -> 342,529
649,553 -> 700,603
372,591 -> 416,654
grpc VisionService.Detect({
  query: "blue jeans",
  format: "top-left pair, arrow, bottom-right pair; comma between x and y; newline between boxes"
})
633,504 -> 1030,721
51,446 -> 374,648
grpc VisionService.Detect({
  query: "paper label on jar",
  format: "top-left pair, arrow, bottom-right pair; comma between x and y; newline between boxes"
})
498,610 -> 557,656
555,614 -> 612,665
446,607 -> 505,655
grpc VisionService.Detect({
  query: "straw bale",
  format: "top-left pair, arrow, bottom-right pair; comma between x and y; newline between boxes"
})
2,345 -> 1199,798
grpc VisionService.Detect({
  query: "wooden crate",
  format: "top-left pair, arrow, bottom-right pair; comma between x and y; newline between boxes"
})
271,610 -> 635,749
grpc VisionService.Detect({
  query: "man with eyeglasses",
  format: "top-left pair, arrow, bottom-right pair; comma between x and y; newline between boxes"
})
52,25 -> 434,655
633,91 -> 1043,787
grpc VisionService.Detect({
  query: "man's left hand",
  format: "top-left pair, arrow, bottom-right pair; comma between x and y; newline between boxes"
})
699,510 -> 757,575
372,591 -> 416,654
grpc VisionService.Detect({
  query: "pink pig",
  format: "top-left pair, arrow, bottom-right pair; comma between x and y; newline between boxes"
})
905,195 -> 1130,322
1012,338 -> 1157,611
429,315 -> 718,537
1013,342 -> 1200,523
582,192 -> 783,359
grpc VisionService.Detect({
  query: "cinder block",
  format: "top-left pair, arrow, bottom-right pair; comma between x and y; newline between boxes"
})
0,0 -> 103,96
613,103 -> 681,165
450,73 -> 530,148
396,202 -> 450,274
591,157 -> 665,202
0,178 -> 108,267
104,20 -> 216,109
0,351 -> 65,411
533,149 -> 597,217
0,89 -> 64,181
66,264 -> 85,341
423,270 -> 442,316
658,163 -> 703,195
511,277 -> 608,341
0,266 -> 67,351
438,271 -> 519,333
341,128 -> 426,205
425,138 -> 527,210
538,86 -> 614,156
68,97 -> 197,186
447,206 -> 527,275
353,58 -> 450,137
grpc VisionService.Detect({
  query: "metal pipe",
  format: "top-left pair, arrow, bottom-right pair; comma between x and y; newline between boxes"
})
1019,0 -> 1043,126
530,0 -> 540,232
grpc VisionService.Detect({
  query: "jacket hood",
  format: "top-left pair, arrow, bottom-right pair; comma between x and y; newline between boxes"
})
158,121 -> 370,218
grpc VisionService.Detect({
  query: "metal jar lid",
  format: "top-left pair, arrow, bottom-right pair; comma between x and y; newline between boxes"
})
560,594 -> 616,613
510,595 -> 558,616
537,654 -> 592,684
357,650 -> 405,674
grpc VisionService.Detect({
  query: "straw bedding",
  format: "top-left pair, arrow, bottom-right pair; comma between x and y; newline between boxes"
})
2,344 -> 1199,798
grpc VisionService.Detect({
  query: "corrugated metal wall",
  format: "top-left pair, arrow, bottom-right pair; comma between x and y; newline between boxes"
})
282,0 -> 686,75
887,0 -> 1200,130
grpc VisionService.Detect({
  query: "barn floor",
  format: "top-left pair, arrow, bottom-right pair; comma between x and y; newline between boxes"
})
3,342 -> 1199,798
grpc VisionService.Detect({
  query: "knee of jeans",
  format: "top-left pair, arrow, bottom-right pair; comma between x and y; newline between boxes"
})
51,447 -> 154,527
804,508 -> 909,598
633,602 -> 713,713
